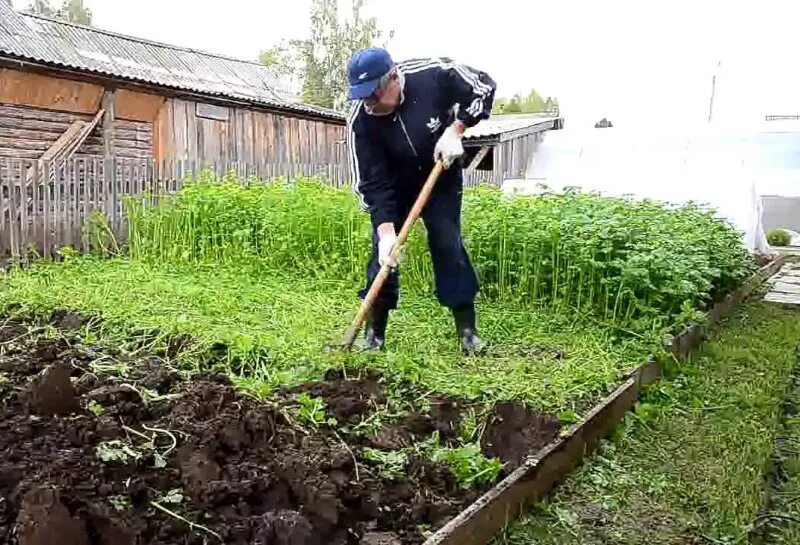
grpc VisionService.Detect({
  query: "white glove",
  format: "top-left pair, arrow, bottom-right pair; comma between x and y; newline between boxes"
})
377,224 -> 399,268
434,124 -> 464,168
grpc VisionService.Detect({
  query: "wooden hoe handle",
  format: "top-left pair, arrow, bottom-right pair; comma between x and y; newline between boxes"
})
340,160 -> 446,350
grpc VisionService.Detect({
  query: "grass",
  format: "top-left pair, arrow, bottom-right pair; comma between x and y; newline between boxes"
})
762,344 -> 800,544
0,256 -> 649,413
498,300 -> 800,544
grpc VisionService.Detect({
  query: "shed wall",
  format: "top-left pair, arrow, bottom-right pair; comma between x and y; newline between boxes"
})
153,98 -> 347,167
0,103 -> 152,160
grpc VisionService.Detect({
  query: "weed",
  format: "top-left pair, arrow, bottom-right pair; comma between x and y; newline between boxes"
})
96,440 -> 141,465
296,393 -> 337,428
90,357 -> 131,378
154,488 -> 185,505
430,443 -> 504,488
87,400 -> 106,417
362,448 -> 409,481
0,373 -> 7,385
108,495 -> 130,512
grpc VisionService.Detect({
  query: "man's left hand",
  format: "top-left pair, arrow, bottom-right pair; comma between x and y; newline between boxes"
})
434,122 -> 465,169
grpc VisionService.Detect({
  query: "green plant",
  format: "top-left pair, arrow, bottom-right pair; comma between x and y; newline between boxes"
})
96,440 -> 141,464
87,400 -> 106,416
296,392 -> 336,428
108,495 -> 130,512
768,229 -> 792,247
154,488 -> 185,505
431,443 -> 504,488
124,174 -> 753,332
362,448 -> 409,481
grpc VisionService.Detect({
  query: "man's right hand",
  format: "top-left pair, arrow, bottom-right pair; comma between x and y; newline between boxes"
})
377,223 -> 399,268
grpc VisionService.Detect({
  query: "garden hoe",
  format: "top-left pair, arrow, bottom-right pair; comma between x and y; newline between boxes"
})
336,160 -> 446,352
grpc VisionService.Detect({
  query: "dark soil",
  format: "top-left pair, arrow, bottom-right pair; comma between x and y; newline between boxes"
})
482,402 -> 562,471
0,315 -> 561,545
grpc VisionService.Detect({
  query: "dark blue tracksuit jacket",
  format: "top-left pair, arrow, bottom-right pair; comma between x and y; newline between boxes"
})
347,57 -> 496,310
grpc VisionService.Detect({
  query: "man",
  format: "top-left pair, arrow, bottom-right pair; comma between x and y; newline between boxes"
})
345,47 -> 496,354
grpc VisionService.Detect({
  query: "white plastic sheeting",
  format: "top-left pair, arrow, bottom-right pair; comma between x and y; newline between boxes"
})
502,127 -> 800,252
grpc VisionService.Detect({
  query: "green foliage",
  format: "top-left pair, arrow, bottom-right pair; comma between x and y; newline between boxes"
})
431,443 -> 504,488
493,90 -> 559,115
125,172 -> 754,333
295,392 -> 336,427
108,495 -> 130,512
87,400 -> 106,416
503,302 -> 800,544
96,440 -> 141,464
362,448 -> 408,480
259,0 -> 391,111
768,229 -> 792,247
0,257 -> 645,412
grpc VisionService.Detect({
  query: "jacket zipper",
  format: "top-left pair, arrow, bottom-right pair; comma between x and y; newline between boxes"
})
396,113 -> 418,158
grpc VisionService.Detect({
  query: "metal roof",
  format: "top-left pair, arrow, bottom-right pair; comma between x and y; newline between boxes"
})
464,113 -> 563,143
0,6 -> 343,121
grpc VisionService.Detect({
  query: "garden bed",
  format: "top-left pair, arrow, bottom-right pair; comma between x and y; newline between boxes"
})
0,313 -> 564,545
0,175 -> 769,544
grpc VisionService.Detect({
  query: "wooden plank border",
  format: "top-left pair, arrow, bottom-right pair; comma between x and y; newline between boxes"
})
423,255 -> 789,545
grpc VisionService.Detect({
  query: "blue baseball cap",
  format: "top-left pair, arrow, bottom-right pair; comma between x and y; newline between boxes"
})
347,47 -> 394,100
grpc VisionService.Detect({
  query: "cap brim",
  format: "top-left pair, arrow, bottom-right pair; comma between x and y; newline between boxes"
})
348,79 -> 381,100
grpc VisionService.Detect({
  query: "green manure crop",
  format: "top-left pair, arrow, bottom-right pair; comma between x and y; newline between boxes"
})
124,172 -> 754,334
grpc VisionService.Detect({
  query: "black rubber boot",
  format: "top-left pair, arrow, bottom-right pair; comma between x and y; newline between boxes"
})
452,303 -> 486,356
355,304 -> 389,351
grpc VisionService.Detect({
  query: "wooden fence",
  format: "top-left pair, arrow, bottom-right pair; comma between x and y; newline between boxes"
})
0,155 -> 496,260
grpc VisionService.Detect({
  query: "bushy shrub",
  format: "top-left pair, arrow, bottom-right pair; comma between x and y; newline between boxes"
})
767,229 -> 791,247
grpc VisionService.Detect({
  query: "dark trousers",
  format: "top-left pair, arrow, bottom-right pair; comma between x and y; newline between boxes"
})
359,185 -> 479,310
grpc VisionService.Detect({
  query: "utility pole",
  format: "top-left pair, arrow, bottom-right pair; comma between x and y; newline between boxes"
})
708,61 -> 721,123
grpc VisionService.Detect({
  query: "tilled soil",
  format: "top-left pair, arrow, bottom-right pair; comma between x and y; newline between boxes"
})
0,314 -> 561,545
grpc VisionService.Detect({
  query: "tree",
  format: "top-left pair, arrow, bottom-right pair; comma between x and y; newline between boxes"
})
492,89 -> 559,115
503,99 -> 522,114
26,0 -> 92,25
259,0 -> 391,111
25,0 -> 56,17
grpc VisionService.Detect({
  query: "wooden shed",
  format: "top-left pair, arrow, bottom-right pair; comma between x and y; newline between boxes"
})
462,113 -> 564,186
0,5 -> 346,171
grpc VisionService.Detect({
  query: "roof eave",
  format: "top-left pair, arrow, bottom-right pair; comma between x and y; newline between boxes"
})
0,53 -> 347,124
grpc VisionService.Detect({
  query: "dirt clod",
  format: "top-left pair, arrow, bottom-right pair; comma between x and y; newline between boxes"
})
17,487 -> 90,545
28,364 -> 80,415
255,510 -> 318,545
482,401 -> 561,471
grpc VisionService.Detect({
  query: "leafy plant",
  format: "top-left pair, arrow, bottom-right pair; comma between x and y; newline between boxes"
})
362,448 -> 408,481
155,488 -> 185,505
108,495 -> 130,512
768,229 -> 792,247
296,392 -> 336,428
430,443 -> 504,488
124,174 -> 754,333
96,440 -> 141,464
87,400 -> 106,417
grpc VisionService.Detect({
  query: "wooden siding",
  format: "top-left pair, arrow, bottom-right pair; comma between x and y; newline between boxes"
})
114,89 -> 165,123
0,68 -> 104,115
0,104 -> 153,161
493,132 -> 544,182
154,98 -> 347,166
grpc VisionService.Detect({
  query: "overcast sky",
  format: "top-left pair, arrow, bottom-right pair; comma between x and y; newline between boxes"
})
12,0 -> 800,129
